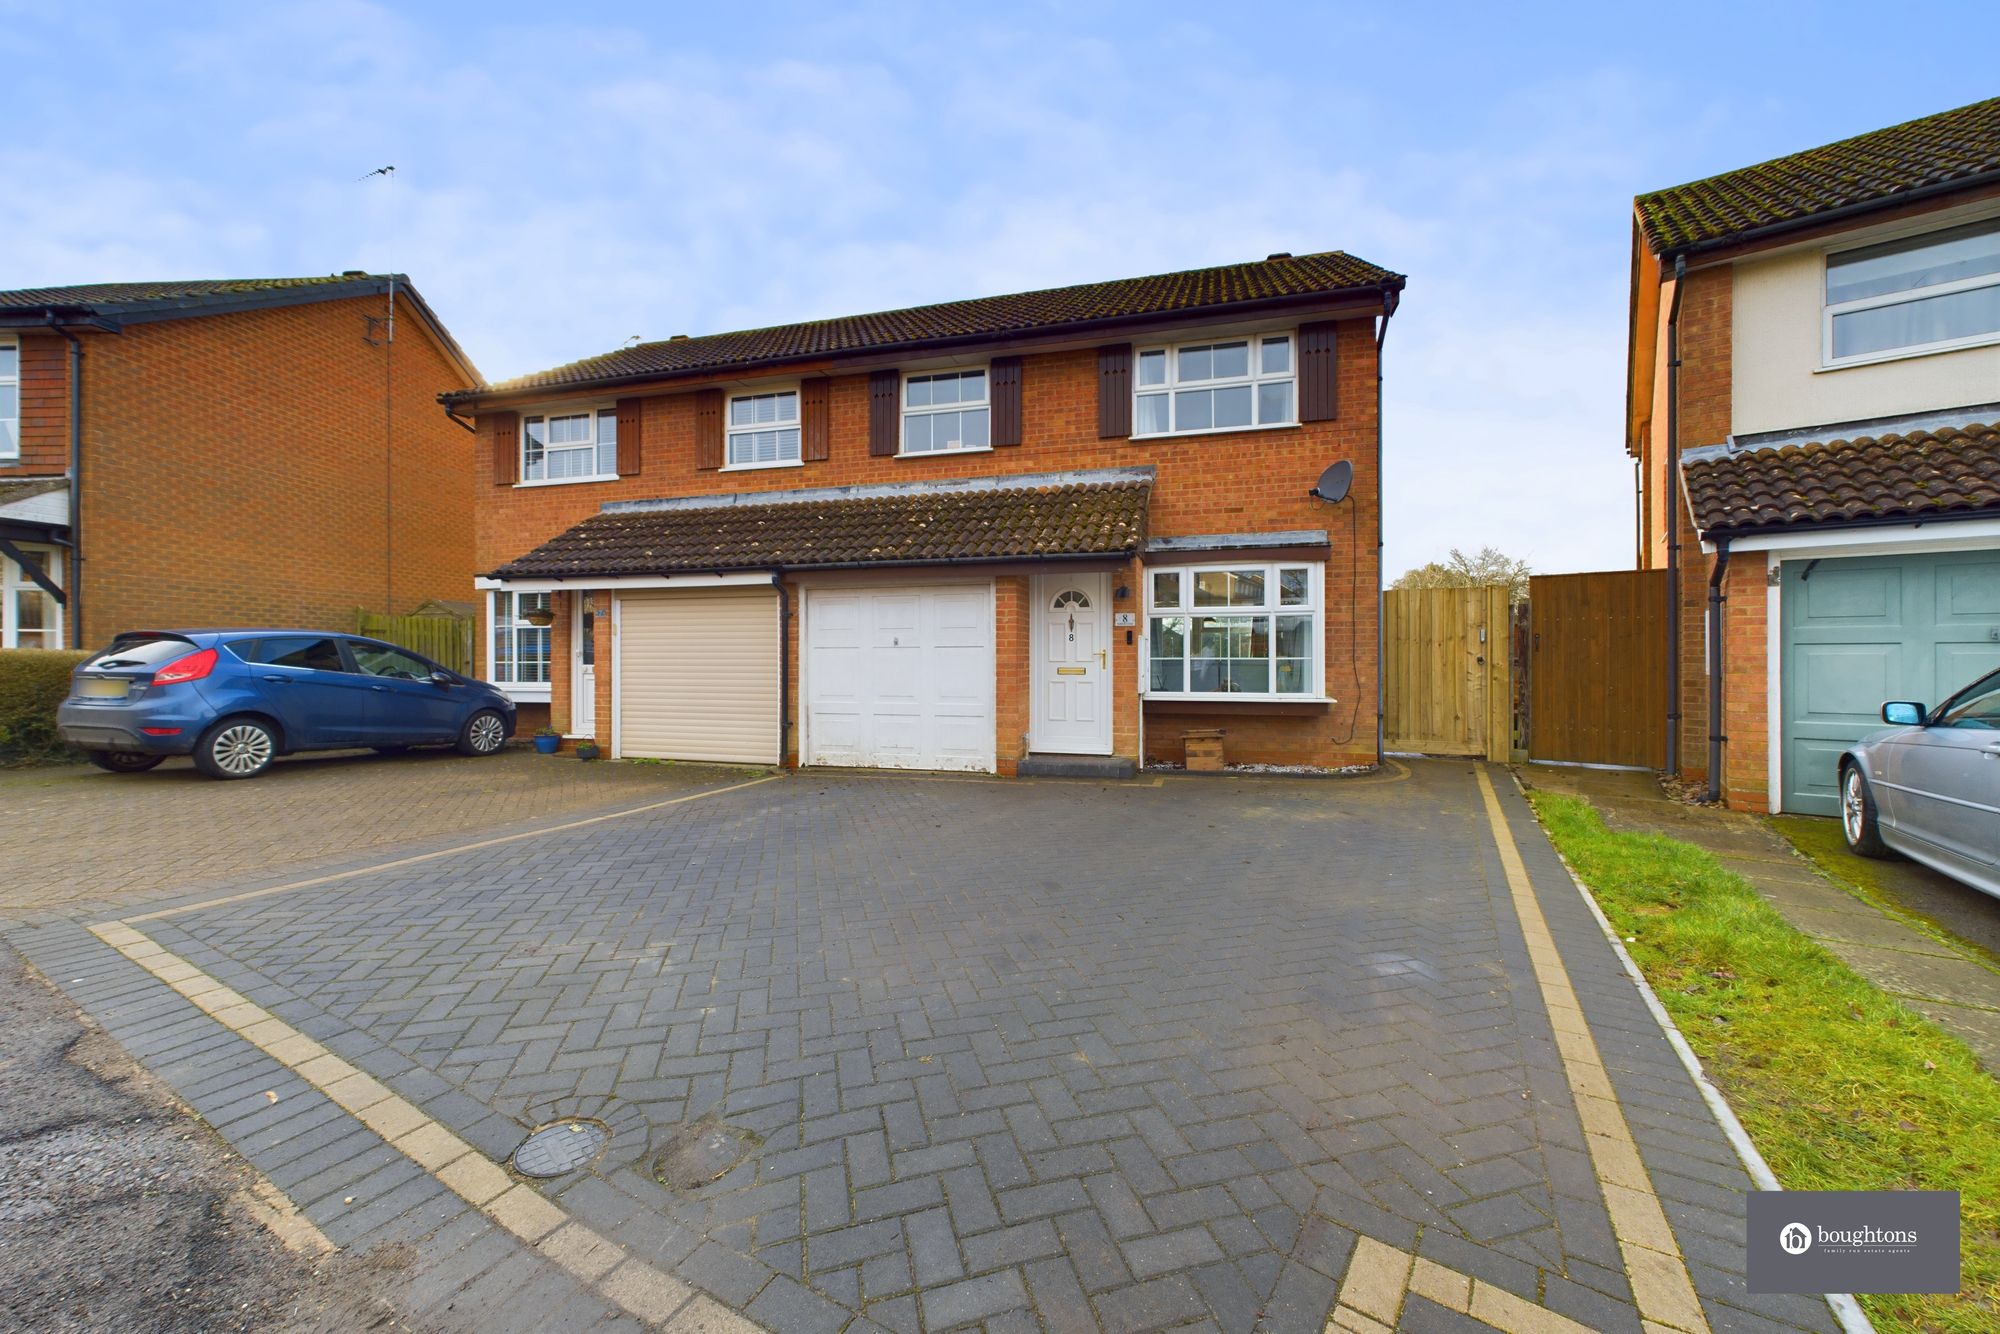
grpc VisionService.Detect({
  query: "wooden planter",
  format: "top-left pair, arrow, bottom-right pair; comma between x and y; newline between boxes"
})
1183,728 -> 1225,772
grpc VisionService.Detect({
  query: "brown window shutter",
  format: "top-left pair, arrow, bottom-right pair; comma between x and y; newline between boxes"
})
1298,321 -> 1338,422
868,369 -> 900,456
490,410 -> 519,486
800,379 -> 831,462
695,388 -> 724,470
1097,344 -> 1132,438
990,357 -> 1022,446
615,397 -> 643,475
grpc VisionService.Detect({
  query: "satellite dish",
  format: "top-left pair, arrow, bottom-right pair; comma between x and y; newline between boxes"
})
1310,460 -> 1353,503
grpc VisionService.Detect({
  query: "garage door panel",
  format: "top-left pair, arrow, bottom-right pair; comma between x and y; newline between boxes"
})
1939,643 -> 2000,694
1940,561 -> 2000,619
806,585 -> 994,772
619,589 -> 779,764
1789,737 -> 1850,811
1797,643 -> 1897,721
1797,565 -> 1900,625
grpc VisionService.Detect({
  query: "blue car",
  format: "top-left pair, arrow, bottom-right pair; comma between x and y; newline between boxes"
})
58,629 -> 516,779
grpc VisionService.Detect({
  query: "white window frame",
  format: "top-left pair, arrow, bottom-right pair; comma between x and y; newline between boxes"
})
2,543 -> 63,650
901,367 -> 992,456
518,403 -> 619,486
723,385 -> 803,470
1821,217 -> 2000,369
486,589 -> 553,699
1141,562 -> 1325,702
0,335 -> 19,462
1132,333 -> 1296,439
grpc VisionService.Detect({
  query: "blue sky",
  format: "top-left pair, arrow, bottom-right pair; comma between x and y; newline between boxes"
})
6,2 -> 1996,575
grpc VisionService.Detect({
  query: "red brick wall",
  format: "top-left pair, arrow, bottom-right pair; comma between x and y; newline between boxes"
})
481,318 -> 1384,769
1719,554 -> 1770,811
12,335 -> 71,473
65,295 -> 472,644
1671,264 -> 1733,786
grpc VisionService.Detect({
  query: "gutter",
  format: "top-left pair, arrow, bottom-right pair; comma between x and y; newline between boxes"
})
1700,505 -> 2000,544
442,406 -> 478,434
1664,256 -> 1687,777
481,549 -> 1143,583
1704,536 -> 1730,803
1654,167 -> 2000,262
1374,288 -> 1398,765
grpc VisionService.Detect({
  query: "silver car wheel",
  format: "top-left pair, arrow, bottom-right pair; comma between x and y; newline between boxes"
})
1842,768 -> 1866,843
469,713 -> 505,754
213,724 -> 274,776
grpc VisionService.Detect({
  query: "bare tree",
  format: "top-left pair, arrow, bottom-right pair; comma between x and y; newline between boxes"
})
1393,547 -> 1532,601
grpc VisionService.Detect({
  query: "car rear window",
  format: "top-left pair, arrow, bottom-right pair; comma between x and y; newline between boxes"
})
86,636 -> 196,669
241,636 -> 347,672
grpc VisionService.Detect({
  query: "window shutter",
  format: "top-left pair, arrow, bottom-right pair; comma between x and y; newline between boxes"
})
1097,344 -> 1132,438
990,356 -> 1023,447
490,410 -> 519,486
868,369 -> 900,456
615,397 -> 643,475
695,389 -> 724,470
1298,321 -> 1338,422
801,379 -> 831,462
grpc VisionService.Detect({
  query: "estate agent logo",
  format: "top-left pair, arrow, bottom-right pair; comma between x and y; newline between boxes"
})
1748,1191 -> 1958,1294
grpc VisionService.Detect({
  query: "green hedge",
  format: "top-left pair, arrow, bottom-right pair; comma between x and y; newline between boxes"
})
0,650 -> 91,762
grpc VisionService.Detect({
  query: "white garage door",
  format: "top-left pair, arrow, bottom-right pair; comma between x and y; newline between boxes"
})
805,585 -> 994,772
617,588 -> 779,764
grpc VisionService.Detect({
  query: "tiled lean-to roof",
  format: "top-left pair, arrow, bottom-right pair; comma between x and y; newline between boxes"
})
1681,422 -> 2000,534
488,470 -> 1153,579
1636,96 -> 2000,254
455,250 -> 1402,401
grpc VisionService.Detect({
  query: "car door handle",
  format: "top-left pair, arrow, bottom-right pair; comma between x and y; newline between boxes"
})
369,684 -> 390,692
260,675 -> 288,683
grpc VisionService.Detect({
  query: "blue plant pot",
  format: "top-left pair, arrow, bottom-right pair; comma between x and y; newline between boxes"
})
533,735 -> 560,755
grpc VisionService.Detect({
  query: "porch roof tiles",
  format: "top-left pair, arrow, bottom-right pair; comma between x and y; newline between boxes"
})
1680,421 -> 2000,534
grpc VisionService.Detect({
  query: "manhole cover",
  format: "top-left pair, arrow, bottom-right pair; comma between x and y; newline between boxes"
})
653,1119 -> 759,1191
513,1119 -> 610,1178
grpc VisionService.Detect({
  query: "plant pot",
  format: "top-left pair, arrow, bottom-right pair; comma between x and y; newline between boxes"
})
575,743 -> 600,761
533,734 -> 561,755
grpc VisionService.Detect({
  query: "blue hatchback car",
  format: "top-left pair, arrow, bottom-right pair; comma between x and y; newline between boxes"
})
58,630 -> 517,779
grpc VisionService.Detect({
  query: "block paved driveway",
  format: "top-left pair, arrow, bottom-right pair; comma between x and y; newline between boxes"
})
8,762 -> 1847,1334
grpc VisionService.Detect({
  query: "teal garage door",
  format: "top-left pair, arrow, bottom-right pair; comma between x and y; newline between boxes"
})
1782,548 -> 2000,815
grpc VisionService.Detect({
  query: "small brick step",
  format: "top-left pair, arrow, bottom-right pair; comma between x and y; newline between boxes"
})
1015,754 -> 1136,780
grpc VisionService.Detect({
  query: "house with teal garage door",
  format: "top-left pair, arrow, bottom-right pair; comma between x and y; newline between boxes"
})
1623,95 -> 2000,815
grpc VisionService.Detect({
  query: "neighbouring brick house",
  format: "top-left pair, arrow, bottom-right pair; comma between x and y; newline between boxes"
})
1627,96 -> 2000,814
0,275 -> 479,650
454,251 -> 1405,775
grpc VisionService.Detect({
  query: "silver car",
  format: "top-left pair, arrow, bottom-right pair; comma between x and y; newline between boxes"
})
1840,668 -> 2000,898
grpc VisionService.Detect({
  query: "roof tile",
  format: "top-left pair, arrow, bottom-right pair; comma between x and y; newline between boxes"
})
1681,422 -> 2000,533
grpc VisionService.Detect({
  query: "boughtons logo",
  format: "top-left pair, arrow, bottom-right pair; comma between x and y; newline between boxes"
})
1780,1222 -> 1813,1256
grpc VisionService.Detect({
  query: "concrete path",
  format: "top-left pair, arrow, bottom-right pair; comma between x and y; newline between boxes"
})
1517,765 -> 2000,1076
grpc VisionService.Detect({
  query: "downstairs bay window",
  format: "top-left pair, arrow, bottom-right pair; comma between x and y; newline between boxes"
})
1145,563 -> 1322,700
489,590 -> 552,694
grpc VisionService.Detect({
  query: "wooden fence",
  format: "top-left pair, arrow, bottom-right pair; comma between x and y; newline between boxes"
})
354,608 -> 475,676
1383,584 -> 1513,761
1526,570 -> 1668,769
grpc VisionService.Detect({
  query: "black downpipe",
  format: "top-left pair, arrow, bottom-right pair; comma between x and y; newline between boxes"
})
1704,537 -> 1731,803
1374,289 -> 1398,766
48,314 -> 84,649
772,572 -> 791,768
1664,255 -> 1687,776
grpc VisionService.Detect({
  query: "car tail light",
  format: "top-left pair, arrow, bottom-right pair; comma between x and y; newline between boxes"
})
152,648 -> 218,685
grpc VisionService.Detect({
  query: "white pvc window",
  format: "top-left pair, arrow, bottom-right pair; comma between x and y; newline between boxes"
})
0,338 -> 18,461
903,369 -> 989,453
522,407 -> 617,482
727,390 -> 801,467
1134,334 -> 1294,437
2,545 -> 61,650
1144,563 -> 1321,699
1825,219 -> 2000,365
491,591 -> 551,685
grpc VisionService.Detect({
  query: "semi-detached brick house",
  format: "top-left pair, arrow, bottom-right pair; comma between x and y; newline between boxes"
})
454,251 -> 1405,776
1627,96 -> 2000,814
0,275 -> 480,649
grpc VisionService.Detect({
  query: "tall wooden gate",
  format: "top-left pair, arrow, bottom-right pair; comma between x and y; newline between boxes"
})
1527,570 -> 1668,768
1384,585 -> 1512,761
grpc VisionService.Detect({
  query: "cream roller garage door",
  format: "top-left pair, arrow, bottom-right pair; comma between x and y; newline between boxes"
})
616,588 -> 779,763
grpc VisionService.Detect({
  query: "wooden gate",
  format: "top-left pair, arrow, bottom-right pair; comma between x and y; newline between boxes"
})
1384,585 -> 1512,761
354,608 -> 475,676
1527,570 -> 1667,768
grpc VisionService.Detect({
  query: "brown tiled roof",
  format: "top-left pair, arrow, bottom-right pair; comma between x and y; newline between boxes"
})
1636,97 -> 2000,254
1681,423 -> 2000,533
0,275 -> 368,310
456,250 -> 1402,401
488,473 -> 1153,578
0,477 -> 68,502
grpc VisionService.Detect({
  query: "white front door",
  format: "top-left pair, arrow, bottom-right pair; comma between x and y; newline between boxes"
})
1034,573 -> 1112,755
571,593 -> 597,737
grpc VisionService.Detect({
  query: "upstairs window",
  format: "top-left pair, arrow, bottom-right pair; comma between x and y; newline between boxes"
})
1825,218 -> 2000,364
522,408 -> 617,482
1134,335 -> 1294,437
0,338 -> 17,460
903,369 -> 989,453
1145,562 -> 1321,699
727,390 -> 800,467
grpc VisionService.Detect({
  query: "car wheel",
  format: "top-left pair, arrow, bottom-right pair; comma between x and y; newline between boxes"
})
1840,763 -> 1889,858
87,750 -> 164,774
457,709 -> 507,757
195,717 -> 278,780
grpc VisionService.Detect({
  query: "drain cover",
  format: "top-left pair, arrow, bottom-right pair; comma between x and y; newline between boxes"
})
513,1119 -> 609,1178
653,1119 -> 758,1191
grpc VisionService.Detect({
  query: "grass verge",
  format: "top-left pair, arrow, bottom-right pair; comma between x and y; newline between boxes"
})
1528,791 -> 1998,1334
